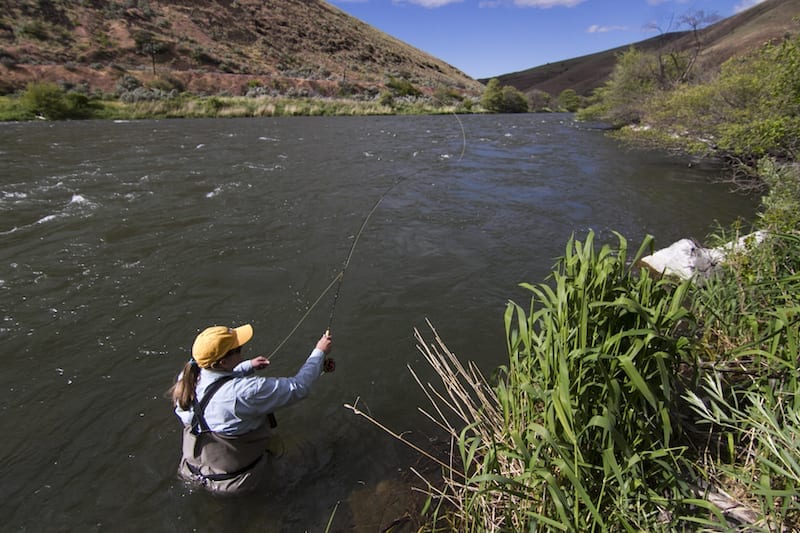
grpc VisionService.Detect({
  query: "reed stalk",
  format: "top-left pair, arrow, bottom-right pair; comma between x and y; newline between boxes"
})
409,231 -> 708,531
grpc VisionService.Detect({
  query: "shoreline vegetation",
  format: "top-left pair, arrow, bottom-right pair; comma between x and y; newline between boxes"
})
0,68 -> 529,121
0,90 -> 476,121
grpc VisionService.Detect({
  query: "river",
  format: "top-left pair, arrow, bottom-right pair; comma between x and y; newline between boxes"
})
0,114 -> 758,531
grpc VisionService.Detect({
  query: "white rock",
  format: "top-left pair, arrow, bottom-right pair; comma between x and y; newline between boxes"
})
639,231 -> 766,282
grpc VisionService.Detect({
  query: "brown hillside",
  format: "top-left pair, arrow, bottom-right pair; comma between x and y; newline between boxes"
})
487,32 -> 687,98
0,0 -> 483,97
488,0 -> 800,98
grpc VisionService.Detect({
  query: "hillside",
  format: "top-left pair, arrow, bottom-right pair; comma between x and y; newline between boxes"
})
487,0 -> 800,98
0,0 -> 483,98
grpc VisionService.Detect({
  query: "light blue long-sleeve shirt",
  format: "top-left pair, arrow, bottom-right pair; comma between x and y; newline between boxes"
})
175,348 -> 325,436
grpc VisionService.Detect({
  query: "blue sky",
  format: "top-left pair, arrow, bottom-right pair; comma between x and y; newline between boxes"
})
329,0 -> 768,79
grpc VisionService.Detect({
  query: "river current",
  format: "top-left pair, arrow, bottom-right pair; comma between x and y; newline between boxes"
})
0,114 -> 758,531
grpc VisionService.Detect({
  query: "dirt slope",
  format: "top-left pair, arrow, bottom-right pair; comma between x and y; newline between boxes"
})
0,0 -> 483,97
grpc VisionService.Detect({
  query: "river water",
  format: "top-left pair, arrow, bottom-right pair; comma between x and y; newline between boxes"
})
0,114 -> 758,531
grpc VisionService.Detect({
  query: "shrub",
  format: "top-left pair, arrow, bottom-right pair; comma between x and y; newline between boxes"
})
0,49 -> 18,68
528,89 -> 554,112
557,88 -> 581,112
583,48 -> 660,125
21,82 -> 69,119
758,159 -> 800,231
19,82 -> 96,119
19,20 -> 49,40
481,78 -> 528,113
412,232 -> 707,531
115,74 -> 141,93
596,34 -> 800,168
386,76 -> 421,97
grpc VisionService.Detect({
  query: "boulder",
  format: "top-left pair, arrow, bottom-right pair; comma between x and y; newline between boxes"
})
638,231 -> 766,282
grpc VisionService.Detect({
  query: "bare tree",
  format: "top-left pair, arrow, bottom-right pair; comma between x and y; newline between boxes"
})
644,10 -> 722,88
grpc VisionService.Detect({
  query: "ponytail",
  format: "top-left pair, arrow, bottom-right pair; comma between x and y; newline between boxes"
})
168,360 -> 201,410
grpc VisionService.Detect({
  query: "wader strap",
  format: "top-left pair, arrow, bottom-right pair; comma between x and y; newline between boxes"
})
186,454 -> 263,482
190,376 -> 278,434
190,376 -> 234,435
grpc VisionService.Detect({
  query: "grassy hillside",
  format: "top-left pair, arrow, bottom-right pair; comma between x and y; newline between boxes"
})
0,0 -> 483,98
488,0 -> 800,97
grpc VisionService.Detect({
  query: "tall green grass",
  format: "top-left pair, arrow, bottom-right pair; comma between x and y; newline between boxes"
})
413,231 -> 709,531
412,223 -> 799,531
685,228 -> 800,531
499,231 -> 700,530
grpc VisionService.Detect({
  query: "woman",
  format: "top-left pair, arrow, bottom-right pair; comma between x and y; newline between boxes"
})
169,324 -> 333,494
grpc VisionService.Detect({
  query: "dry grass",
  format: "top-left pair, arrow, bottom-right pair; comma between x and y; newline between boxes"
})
0,0 -> 483,97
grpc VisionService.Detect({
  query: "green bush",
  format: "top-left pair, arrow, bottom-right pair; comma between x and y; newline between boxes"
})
19,20 -> 49,40
581,48 -> 660,125
758,159 -> 800,231
413,222 -> 800,530
598,34 -> 800,168
497,231 -> 699,529
557,88 -> 581,112
481,78 -> 528,113
19,82 -> 96,120
386,76 -> 421,97
21,82 -> 68,119
685,227 -> 800,531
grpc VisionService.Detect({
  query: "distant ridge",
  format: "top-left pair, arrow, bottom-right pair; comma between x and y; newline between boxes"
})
485,0 -> 800,97
0,0 -> 483,97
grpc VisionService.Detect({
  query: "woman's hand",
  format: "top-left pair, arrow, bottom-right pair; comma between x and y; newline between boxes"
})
316,332 -> 333,354
250,356 -> 270,370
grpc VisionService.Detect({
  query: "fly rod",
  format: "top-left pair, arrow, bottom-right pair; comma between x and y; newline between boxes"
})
266,113 -> 466,359
266,177 -> 405,360
325,113 -> 465,335
325,176 -> 405,336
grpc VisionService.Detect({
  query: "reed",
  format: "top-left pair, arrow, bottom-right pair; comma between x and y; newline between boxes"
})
407,226 -> 800,530
412,231 -> 705,531
685,229 -> 800,531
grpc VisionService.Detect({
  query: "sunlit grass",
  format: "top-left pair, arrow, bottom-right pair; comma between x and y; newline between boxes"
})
0,92 -> 478,121
408,216 -> 799,530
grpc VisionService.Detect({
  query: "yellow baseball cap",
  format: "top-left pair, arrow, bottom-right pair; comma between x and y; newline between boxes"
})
191,324 -> 253,368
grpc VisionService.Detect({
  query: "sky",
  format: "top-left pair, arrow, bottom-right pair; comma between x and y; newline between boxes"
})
328,0 -> 769,79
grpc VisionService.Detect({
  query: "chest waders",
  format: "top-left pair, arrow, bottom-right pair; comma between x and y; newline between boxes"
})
179,377 -> 277,493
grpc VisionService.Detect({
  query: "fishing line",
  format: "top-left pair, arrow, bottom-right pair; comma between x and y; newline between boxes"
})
265,113 -> 467,359
452,111 -> 466,162
266,271 -> 343,360
325,176 -> 408,335
265,176 -> 406,360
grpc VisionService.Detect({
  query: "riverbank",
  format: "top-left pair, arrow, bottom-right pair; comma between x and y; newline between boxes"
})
0,86 -> 479,121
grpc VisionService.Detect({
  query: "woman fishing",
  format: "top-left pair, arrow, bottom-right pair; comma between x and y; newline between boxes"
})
169,324 -> 333,494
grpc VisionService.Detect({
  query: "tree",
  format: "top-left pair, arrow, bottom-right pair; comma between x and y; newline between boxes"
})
579,48 -> 659,125
528,89 -> 554,112
20,82 -> 93,120
481,78 -> 503,111
481,78 -> 528,113
644,9 -> 721,88
21,82 -> 67,119
134,31 -> 167,75
558,89 -> 581,112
